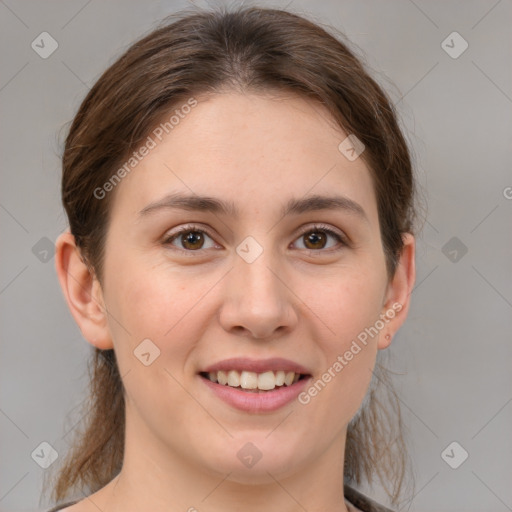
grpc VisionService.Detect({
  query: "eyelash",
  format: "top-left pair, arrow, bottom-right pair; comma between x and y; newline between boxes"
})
162,223 -> 348,256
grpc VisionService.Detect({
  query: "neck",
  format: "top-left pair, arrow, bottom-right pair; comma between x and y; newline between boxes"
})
89,404 -> 351,512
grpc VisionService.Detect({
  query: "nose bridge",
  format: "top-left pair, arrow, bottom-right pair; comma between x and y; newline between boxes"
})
234,244 -> 283,311
219,239 -> 295,337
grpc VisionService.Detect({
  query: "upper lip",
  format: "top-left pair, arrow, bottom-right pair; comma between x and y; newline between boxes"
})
200,357 -> 312,375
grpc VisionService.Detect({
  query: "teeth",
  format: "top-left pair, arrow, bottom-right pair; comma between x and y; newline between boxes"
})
240,371 -> 258,389
204,370 -> 304,390
258,371 -> 275,390
227,370 -> 240,387
217,370 -> 228,385
285,371 -> 295,386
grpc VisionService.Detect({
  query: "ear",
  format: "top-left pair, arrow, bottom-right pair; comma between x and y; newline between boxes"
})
378,232 -> 416,349
55,229 -> 113,350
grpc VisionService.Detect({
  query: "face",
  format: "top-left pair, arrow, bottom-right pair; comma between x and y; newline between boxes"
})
85,92 -> 407,483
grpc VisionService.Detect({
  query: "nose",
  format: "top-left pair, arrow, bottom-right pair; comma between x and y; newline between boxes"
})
218,250 -> 298,339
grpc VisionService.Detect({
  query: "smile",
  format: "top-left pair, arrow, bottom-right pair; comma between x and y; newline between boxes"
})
199,370 -> 308,392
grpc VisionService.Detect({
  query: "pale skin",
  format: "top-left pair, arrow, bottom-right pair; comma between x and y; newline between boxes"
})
55,91 -> 415,512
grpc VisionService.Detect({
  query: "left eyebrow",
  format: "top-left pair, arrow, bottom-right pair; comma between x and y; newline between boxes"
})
138,192 -> 369,223
283,194 -> 368,223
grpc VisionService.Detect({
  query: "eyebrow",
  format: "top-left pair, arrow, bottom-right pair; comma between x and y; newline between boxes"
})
138,192 -> 368,222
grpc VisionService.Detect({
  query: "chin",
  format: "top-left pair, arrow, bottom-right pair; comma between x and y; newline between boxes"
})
215,459 -> 300,485
201,436 -> 306,482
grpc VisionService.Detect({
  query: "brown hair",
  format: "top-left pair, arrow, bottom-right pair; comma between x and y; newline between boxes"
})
46,5 -> 418,508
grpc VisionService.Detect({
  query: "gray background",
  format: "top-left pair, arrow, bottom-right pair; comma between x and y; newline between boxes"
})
1,1 -> 511,511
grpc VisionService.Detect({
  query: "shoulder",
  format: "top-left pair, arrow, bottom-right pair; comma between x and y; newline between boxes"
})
344,484 -> 396,512
48,487 -> 393,512
45,499 -> 81,512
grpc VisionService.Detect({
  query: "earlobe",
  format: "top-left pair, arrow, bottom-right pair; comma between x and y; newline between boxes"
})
55,230 -> 114,350
378,232 -> 416,350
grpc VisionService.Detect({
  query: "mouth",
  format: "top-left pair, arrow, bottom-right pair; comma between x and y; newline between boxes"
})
197,357 -> 313,412
198,370 -> 311,393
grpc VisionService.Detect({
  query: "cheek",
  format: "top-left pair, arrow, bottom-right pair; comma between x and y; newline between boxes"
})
103,256 -> 217,365
302,267 -> 384,413
102,261 -> 209,415
310,263 -> 386,345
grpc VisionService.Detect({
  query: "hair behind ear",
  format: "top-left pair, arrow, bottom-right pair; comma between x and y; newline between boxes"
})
345,352 -> 413,507
43,349 -> 125,504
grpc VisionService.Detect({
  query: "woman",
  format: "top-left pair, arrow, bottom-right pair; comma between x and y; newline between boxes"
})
46,6 -> 417,512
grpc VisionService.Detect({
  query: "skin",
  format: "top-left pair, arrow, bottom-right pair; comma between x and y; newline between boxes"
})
55,91 -> 415,512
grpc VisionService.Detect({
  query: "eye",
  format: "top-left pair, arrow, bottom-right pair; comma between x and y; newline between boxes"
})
163,225 -> 218,252
163,223 -> 347,254
292,224 -> 347,252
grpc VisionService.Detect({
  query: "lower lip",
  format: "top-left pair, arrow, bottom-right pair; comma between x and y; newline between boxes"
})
199,375 -> 311,413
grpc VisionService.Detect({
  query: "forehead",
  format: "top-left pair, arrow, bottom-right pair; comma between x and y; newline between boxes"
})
110,91 -> 379,226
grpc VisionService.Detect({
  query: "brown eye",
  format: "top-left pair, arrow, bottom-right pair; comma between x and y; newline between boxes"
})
303,231 -> 328,250
293,225 -> 346,252
164,227 -> 217,252
180,231 -> 205,250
